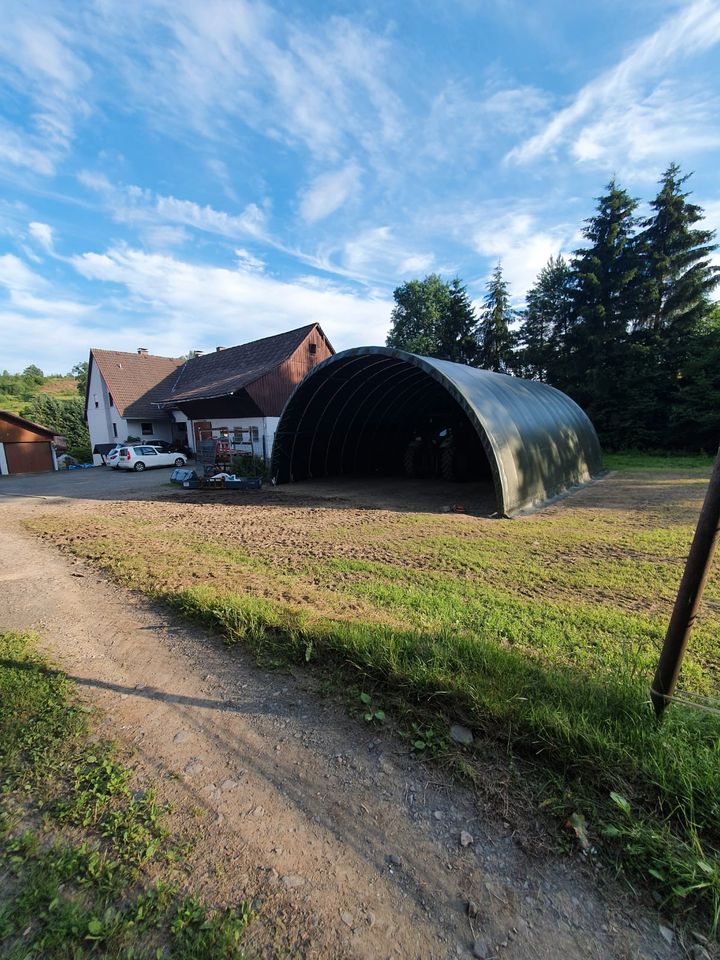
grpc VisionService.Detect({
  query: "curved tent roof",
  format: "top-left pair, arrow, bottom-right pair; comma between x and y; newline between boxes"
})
271,347 -> 603,517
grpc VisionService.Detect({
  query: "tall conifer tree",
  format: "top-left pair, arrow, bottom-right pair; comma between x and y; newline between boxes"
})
635,163 -> 718,335
479,263 -> 515,373
569,180 -> 640,437
516,255 -> 573,382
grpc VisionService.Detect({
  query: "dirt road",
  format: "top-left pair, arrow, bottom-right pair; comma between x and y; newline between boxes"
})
0,477 -> 682,959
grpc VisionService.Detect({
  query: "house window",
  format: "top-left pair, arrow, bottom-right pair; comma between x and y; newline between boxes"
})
308,342 -> 317,355
141,422 -> 153,435
95,401 -> 99,408
108,393 -> 114,407
250,426 -> 259,441
112,423 -> 117,437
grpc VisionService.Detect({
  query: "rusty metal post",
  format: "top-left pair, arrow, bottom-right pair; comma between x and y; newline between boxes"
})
651,445 -> 720,718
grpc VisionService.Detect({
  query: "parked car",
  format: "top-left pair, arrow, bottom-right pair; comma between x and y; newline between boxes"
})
106,444 -> 123,469
116,445 -> 188,472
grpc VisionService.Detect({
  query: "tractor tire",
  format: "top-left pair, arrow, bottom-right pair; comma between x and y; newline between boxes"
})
404,443 -> 421,478
404,441 -> 435,478
440,444 -> 457,481
440,444 -> 470,481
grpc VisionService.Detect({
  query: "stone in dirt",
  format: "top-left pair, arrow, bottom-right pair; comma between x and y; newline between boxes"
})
173,730 -> 191,743
434,810 -> 445,820
340,911 -> 354,928
450,724 -> 474,745
472,938 -> 490,959
184,758 -> 204,775
460,830 -> 474,847
282,874 -> 305,888
658,924 -> 674,945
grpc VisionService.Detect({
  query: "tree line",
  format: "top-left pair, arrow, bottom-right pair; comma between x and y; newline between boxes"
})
0,364 -> 91,459
386,164 -> 720,451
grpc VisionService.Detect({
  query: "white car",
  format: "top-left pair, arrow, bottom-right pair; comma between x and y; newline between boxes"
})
116,445 -> 188,472
106,444 -> 123,469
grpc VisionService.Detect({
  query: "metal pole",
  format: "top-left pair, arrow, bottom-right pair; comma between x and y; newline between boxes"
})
651,445 -> 720,718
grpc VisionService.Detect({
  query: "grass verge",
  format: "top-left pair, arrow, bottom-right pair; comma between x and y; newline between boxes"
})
0,631 -> 253,959
26,454 -> 720,935
165,585 -> 720,933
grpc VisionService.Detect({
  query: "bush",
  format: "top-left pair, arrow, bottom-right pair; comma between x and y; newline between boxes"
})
230,454 -> 270,480
67,444 -> 93,463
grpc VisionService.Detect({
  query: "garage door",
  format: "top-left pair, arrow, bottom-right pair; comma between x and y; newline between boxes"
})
4,442 -> 54,474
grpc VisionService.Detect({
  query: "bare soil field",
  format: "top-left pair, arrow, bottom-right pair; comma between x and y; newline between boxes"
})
1,463 -> 718,958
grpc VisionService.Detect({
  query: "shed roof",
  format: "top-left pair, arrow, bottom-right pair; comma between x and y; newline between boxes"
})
163,324 -> 326,405
272,347 -> 603,517
89,350 -> 182,419
0,409 -> 57,438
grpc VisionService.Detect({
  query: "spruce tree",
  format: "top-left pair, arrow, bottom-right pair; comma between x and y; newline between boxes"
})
635,163 -> 718,335
479,263 -> 515,373
633,165 -> 719,445
569,180 -> 640,441
516,255 -> 573,382
442,277 -> 481,364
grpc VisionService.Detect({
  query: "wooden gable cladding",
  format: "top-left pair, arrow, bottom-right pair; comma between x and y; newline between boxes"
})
0,411 -> 55,444
246,327 -> 334,416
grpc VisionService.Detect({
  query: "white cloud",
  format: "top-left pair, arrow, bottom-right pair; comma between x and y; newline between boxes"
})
299,163 -> 361,223
78,172 -> 268,241
508,0 -> 720,173
69,245 -> 391,353
339,226 -> 437,282
0,8 -> 92,173
101,1 -> 404,169
0,253 -> 46,293
420,78 -> 549,164
234,248 -> 265,272
0,242 -> 394,371
28,221 -> 55,254
470,210 -> 576,297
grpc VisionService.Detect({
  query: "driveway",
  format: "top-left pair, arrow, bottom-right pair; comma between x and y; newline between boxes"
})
0,463 -> 186,503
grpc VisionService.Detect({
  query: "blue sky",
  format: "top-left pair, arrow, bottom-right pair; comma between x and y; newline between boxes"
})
1,0 -> 720,373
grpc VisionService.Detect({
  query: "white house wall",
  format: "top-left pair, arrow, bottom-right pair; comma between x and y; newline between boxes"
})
87,360 -> 128,464
125,419 -> 174,444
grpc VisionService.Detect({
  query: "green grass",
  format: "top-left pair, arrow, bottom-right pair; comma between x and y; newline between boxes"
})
604,450 -> 715,471
26,458 -> 720,934
0,631 -> 254,959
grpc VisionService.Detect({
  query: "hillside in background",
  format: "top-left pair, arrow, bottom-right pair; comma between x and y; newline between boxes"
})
0,366 -> 91,460
0,368 -> 81,416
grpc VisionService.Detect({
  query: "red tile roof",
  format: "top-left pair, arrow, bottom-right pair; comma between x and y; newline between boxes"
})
89,350 -> 183,419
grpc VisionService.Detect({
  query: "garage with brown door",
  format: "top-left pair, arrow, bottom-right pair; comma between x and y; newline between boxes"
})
0,410 -> 57,475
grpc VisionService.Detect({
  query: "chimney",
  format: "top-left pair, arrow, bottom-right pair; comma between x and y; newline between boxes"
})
193,350 -> 204,357
137,347 -> 148,355
216,346 -> 225,352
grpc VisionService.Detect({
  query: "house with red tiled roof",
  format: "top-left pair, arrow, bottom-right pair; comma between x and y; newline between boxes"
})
85,325 -> 334,464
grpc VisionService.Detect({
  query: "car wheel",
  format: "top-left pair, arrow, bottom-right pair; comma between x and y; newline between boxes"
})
174,457 -> 185,467
134,462 -> 146,472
